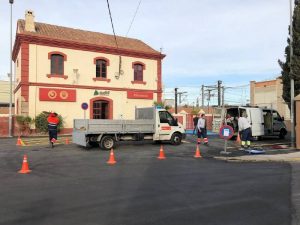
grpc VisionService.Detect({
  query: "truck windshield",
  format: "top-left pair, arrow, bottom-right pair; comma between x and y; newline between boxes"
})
159,111 -> 178,126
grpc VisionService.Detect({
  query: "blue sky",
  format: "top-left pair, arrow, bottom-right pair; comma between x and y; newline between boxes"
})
0,0 -> 290,105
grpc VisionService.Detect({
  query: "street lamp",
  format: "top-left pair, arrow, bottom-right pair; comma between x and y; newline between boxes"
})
289,0 -> 295,147
8,0 -> 14,137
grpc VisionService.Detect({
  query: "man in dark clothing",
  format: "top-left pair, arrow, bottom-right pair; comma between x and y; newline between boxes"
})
193,115 -> 199,135
47,112 -> 60,148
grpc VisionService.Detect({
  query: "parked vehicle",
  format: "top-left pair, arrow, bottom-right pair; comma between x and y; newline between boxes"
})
72,107 -> 186,150
221,106 -> 287,139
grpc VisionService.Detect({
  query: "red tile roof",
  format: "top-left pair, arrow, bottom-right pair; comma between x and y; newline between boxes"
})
17,19 -> 160,55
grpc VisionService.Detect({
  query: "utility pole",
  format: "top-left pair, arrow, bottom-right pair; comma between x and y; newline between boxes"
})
222,86 -> 225,107
201,85 -> 204,107
217,80 -> 222,107
207,89 -> 212,113
175,88 -> 178,114
290,0 -> 295,147
9,0 -> 14,137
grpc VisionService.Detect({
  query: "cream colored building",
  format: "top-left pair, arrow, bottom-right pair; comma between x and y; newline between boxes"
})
13,11 -> 165,132
250,78 -> 290,120
0,80 -> 10,104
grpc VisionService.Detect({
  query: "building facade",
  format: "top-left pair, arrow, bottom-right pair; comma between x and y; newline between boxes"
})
250,78 -> 290,120
13,11 -> 165,132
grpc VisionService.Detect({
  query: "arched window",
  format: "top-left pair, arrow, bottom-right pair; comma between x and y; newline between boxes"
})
51,54 -> 64,75
96,59 -> 107,78
134,64 -> 144,81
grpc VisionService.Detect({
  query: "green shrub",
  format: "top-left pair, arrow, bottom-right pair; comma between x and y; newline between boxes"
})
15,115 -> 34,135
16,115 -> 33,125
35,112 -> 64,133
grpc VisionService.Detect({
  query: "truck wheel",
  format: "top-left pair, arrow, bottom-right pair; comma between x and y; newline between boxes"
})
170,133 -> 182,145
279,129 -> 287,139
100,136 -> 115,150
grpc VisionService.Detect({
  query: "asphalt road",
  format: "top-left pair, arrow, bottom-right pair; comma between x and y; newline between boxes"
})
0,137 -> 292,225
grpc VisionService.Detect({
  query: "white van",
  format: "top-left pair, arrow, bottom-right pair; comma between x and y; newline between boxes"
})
224,106 -> 287,139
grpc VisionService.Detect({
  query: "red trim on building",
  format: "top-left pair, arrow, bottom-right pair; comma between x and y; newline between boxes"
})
93,56 -> 110,66
89,96 -> 113,119
132,61 -> 146,69
156,60 -> 162,102
21,43 -> 29,102
13,34 -> 166,61
14,82 -> 159,94
92,77 -> 111,82
48,51 -> 67,61
131,80 -> 147,85
47,74 -> 68,79
127,91 -> 153,99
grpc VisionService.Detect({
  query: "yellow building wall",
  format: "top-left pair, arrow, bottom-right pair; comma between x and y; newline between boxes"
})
26,44 -> 159,128
29,45 -> 158,90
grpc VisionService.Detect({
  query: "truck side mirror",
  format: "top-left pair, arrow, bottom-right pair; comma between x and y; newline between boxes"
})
281,116 -> 284,121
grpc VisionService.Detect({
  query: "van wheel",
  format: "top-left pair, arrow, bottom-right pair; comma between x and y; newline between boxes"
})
279,129 -> 287,139
100,136 -> 115,150
170,133 -> 182,145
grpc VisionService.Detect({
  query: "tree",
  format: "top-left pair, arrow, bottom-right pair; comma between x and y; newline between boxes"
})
278,0 -> 300,109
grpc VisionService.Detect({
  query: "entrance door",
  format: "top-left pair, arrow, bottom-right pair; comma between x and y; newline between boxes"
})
92,100 -> 108,119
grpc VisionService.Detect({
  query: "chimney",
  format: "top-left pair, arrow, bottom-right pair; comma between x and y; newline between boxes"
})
25,10 -> 35,32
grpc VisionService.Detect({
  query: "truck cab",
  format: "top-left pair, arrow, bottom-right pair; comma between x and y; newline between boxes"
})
155,108 -> 186,144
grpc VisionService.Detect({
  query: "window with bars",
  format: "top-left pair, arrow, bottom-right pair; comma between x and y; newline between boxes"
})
96,59 -> 107,78
134,64 -> 143,81
93,100 -> 108,119
51,54 -> 64,75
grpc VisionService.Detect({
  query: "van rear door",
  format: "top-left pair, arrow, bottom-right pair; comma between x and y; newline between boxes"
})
247,108 -> 264,136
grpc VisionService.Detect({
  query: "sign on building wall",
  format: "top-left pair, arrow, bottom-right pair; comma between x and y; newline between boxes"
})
39,88 -> 76,102
127,91 -> 153,100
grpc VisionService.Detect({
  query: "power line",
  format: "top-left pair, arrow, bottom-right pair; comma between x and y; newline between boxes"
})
126,0 -> 142,37
106,0 -> 119,49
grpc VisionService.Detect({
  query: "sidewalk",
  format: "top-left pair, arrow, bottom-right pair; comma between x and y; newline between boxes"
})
215,150 -> 300,162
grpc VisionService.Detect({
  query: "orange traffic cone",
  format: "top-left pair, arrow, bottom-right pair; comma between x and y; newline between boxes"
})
65,138 -> 70,144
16,136 -> 25,146
18,155 -> 31,174
194,144 -> 202,158
236,133 -> 241,144
107,148 -> 117,165
157,145 -> 166,160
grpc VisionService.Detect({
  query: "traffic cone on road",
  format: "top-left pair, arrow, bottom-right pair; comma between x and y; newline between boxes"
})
16,136 -> 25,146
18,155 -> 31,174
194,144 -> 202,158
157,145 -> 166,160
236,133 -> 241,144
107,148 -> 117,165
65,138 -> 70,144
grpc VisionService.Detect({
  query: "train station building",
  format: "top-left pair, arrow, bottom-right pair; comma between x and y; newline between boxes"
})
12,10 -> 165,133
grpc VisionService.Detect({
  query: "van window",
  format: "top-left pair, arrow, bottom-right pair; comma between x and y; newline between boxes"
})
273,112 -> 281,121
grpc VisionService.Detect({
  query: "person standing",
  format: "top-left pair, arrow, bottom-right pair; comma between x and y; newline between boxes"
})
197,114 -> 208,145
238,112 -> 251,149
193,115 -> 199,135
47,112 -> 60,148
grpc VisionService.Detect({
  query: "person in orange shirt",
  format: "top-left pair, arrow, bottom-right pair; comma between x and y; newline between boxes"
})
47,112 -> 60,148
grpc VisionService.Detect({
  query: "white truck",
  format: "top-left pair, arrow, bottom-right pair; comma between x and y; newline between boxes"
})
72,107 -> 186,150
222,106 -> 287,139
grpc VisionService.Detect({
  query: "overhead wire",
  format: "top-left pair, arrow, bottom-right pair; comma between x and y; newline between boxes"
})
126,0 -> 142,37
106,0 -> 122,77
